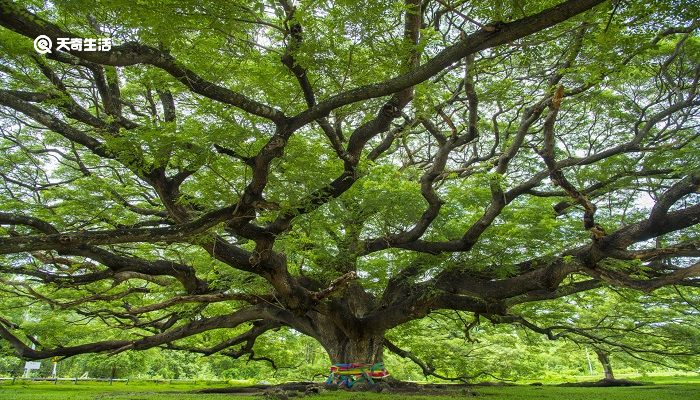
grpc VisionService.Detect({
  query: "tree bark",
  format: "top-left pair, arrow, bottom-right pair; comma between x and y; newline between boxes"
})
319,332 -> 385,365
307,285 -> 386,365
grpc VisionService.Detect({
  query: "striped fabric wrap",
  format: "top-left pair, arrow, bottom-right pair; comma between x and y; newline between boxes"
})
326,362 -> 389,388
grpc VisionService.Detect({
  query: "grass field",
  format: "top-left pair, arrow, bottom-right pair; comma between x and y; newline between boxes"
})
1,376 -> 699,399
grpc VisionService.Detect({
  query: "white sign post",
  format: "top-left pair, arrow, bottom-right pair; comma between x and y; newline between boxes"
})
23,361 -> 41,378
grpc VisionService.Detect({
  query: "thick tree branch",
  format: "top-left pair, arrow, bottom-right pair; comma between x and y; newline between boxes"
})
0,205 -> 235,254
289,0 -> 605,128
0,1 -> 286,124
0,305 -> 266,359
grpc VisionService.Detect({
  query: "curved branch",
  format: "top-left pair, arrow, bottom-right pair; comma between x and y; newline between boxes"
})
0,205 -> 235,254
0,2 -> 286,124
165,319 -> 281,356
385,338 -> 501,382
494,314 -> 699,357
289,0 -> 606,128
0,305 -> 267,359
126,292 -> 273,315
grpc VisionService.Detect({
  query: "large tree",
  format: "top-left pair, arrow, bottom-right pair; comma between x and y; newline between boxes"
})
0,0 -> 698,371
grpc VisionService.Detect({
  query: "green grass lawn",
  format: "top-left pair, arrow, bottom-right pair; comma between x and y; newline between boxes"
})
1,377 -> 698,399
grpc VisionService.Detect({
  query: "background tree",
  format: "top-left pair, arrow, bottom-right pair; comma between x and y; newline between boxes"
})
384,284 -> 700,382
0,0 -> 699,375
507,285 -> 700,380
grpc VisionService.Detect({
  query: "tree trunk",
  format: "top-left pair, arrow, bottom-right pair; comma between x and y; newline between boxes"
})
305,283 -> 386,365
321,333 -> 385,365
595,349 -> 614,380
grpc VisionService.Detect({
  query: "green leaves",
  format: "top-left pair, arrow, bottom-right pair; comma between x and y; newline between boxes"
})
0,0 -> 699,381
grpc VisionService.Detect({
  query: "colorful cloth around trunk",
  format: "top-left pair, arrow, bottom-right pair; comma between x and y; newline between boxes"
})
325,362 -> 389,388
